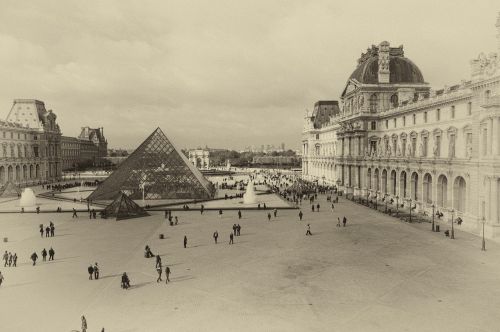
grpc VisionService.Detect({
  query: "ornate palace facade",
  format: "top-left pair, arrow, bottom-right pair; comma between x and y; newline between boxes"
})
302,14 -> 500,239
0,99 -> 62,186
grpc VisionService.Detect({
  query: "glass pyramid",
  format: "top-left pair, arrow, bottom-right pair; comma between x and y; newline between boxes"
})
0,181 -> 21,198
102,191 -> 150,220
88,128 -> 215,201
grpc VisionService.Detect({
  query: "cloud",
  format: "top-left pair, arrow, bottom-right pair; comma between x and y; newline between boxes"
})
0,0 -> 498,150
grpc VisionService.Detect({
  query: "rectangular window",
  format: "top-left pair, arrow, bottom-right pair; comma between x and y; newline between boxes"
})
34,146 -> 39,157
371,121 -> 376,130
386,120 -> 389,129
403,116 -> 406,126
451,105 -> 455,119
402,138 -> 407,156
412,114 -> 416,125
423,136 -> 428,156
315,134 -> 319,140
393,118 -> 397,127
436,136 -> 441,156
467,102 -> 472,115
424,112 -> 428,123
436,109 -> 441,121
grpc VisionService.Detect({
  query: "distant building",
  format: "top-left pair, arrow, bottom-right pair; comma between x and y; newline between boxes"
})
0,99 -> 62,185
188,148 -> 210,169
61,127 -> 108,171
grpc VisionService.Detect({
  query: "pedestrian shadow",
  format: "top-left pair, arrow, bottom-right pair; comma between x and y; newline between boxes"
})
99,273 -> 121,280
190,244 -> 208,248
54,233 -> 72,237
130,281 -> 153,290
171,275 -> 195,282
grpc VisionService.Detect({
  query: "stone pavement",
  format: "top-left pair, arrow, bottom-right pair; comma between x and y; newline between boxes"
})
0,194 -> 499,331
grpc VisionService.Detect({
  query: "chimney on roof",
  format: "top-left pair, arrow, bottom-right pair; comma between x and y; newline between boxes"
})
378,41 -> 390,83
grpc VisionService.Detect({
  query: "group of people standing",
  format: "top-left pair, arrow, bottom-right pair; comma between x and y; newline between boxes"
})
3,251 -> 17,267
39,222 -> 56,237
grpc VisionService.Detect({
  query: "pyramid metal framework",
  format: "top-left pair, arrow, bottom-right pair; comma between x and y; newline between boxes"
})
88,128 -> 215,201
0,181 -> 21,198
102,192 -> 150,220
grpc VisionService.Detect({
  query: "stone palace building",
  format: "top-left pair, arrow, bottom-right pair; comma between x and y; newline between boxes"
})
302,14 -> 500,239
0,99 -> 109,187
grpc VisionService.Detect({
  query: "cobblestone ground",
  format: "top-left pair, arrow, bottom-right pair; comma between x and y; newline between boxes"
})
0,194 -> 499,332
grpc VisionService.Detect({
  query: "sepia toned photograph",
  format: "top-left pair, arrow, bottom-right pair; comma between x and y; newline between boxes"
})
0,1 -> 499,331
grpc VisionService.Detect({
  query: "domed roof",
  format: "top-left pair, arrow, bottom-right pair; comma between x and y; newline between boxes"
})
349,45 -> 425,84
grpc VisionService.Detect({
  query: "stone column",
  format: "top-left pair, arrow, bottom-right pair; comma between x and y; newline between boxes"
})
491,177 -> 498,224
489,118 -> 494,156
493,117 -> 499,156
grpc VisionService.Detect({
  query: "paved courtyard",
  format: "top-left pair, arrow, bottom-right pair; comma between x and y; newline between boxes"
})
1,194 -> 500,332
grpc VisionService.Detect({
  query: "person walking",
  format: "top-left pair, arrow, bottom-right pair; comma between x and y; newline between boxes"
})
156,265 -> 162,283
183,236 -> 187,248
50,222 -> 55,237
31,252 -> 38,266
0,271 -> 4,286
88,265 -> 94,280
267,212 -> 271,221
238,209 -> 242,219
316,203 -> 320,212
72,208 -> 78,218
165,266 -> 171,284
229,233 -> 234,244
343,216 -> 347,227
311,205 -> 315,212
331,203 -> 334,211
12,253 -> 17,267
39,224 -> 44,238
121,272 -> 130,289
48,247 -> 55,261
155,255 -> 162,269
8,253 -> 13,267
273,208 -> 277,218
81,315 -> 87,332
200,205 -> 204,215
306,224 -> 312,236
213,231 -> 218,244
41,248 -> 47,262
237,224 -> 241,236
3,251 -> 8,267
94,263 -> 99,280
45,226 -> 50,237
299,210 -> 303,221
337,217 -> 341,227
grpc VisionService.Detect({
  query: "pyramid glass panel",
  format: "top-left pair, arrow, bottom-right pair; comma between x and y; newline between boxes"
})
88,128 -> 215,201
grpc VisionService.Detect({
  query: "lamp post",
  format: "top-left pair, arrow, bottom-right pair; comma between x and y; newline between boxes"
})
384,193 -> 388,213
450,209 -> 455,239
396,195 -> 399,217
482,217 -> 486,251
431,204 -> 435,232
409,198 -> 412,223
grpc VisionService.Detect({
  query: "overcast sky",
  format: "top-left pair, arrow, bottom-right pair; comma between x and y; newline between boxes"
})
0,1 -> 498,150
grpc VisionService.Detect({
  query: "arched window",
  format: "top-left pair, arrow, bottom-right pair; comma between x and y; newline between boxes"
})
423,173 -> 432,204
367,168 -> 372,190
453,176 -> 466,212
400,171 -> 407,198
390,170 -> 397,195
382,169 -> 388,194
437,175 -> 448,208
374,169 -> 380,191
369,94 -> 378,112
411,172 -> 418,200
390,94 -> 398,108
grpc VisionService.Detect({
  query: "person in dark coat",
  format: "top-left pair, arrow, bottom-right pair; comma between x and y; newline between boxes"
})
165,266 -> 171,284
237,224 -> 241,236
299,210 -> 303,221
50,222 -> 55,237
238,210 -> 242,219
183,236 -> 187,248
200,205 -> 204,215
232,224 -> 237,236
316,203 -> 320,212
72,208 -> 78,218
311,205 -> 315,212
121,272 -> 130,289
41,248 -> 47,261
306,224 -> 312,236
273,209 -> 277,218
267,212 -> 271,221
94,263 -> 99,279
39,224 -> 44,238
31,252 -> 38,266
12,253 -> 17,267
229,233 -> 234,244
213,231 -> 218,244
45,226 -> 50,237
156,265 -> 162,283
343,216 -> 347,227
155,255 -> 162,268
2,251 -> 7,267
88,265 -> 94,280
48,247 -> 55,261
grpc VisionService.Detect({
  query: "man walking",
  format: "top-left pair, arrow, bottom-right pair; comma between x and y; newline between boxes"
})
213,231 -> 218,244
45,226 -> 50,237
31,252 -> 38,266
165,266 -> 171,284
94,262 -> 99,280
48,247 -> 55,261
72,208 -> 78,218
200,204 -> 204,215
238,209 -> 242,219
12,253 -> 17,267
237,224 -> 241,236
50,222 -> 55,237
267,212 -> 271,221
3,251 -> 8,267
88,265 -> 94,280
273,208 -> 277,218
343,216 -> 347,227
299,210 -> 303,221
183,235 -> 188,248
155,255 -> 162,268
41,248 -> 47,262
232,224 -> 237,236
306,224 -> 312,236
0,271 -> 4,286
156,265 -> 162,283
39,224 -> 44,238
229,233 -> 234,244
337,217 -> 341,227
81,315 -> 87,332
316,203 -> 320,212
